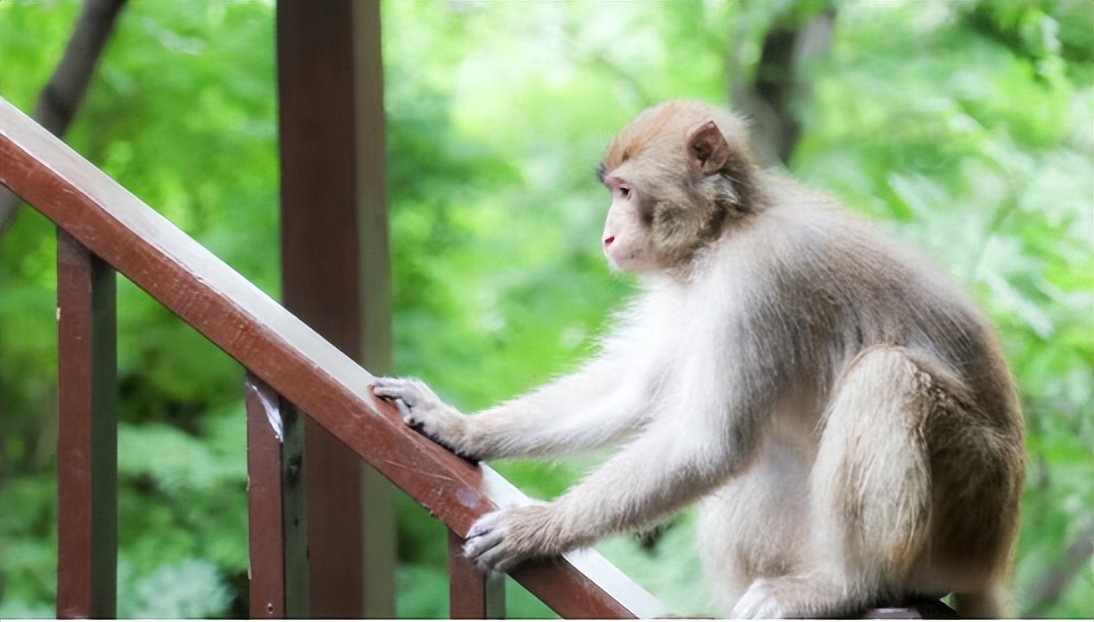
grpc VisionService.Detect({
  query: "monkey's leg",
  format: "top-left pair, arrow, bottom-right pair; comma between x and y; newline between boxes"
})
698,445 -> 811,611
734,346 -> 958,619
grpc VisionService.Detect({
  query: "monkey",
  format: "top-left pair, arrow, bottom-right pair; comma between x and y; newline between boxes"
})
372,100 -> 1025,618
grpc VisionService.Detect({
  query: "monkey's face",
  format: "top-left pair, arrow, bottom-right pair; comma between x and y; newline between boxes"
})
598,101 -> 756,275
601,167 -> 661,273
600,152 -> 740,275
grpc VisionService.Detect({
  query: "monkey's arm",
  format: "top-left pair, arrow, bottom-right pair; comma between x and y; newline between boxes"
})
372,351 -> 651,460
468,383 -> 650,459
463,377 -> 765,572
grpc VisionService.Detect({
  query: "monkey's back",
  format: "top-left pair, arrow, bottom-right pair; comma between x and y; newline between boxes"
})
692,175 -> 1024,604
717,174 -> 1022,436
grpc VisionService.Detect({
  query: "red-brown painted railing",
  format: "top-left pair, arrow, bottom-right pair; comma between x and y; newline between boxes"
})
0,96 -> 664,618
55,229 -> 117,618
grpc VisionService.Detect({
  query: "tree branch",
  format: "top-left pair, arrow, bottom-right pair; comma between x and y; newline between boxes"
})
728,1 -> 836,167
1023,520 -> 1094,617
0,0 -> 128,237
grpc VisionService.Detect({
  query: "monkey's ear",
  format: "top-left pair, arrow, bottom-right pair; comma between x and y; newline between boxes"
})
686,120 -> 730,176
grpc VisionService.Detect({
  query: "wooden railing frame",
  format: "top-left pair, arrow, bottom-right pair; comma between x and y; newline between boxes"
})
0,97 -> 664,618
2,95 -> 956,620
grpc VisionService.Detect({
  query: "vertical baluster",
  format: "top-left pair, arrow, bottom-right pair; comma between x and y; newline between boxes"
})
278,398 -> 309,617
246,375 -> 285,618
56,229 -> 117,619
448,528 -> 506,619
246,373 -> 309,617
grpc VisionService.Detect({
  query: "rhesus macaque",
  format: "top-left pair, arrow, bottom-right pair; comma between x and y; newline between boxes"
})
373,101 -> 1024,618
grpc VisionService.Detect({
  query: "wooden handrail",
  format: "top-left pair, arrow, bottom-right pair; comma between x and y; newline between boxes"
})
0,97 -> 663,618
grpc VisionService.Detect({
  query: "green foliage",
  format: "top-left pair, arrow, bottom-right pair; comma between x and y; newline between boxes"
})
118,558 -> 232,618
1,0 -> 1090,618
395,563 -> 449,618
2,0 -> 268,616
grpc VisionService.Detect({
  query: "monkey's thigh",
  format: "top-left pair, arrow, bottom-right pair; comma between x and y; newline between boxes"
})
809,345 -> 956,587
697,441 -> 811,609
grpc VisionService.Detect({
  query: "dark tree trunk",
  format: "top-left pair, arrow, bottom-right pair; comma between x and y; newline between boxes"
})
1023,522 -> 1094,617
0,0 -> 128,237
728,1 -> 836,167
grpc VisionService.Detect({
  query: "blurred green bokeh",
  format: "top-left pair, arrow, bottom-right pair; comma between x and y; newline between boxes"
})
1,0 -> 1090,617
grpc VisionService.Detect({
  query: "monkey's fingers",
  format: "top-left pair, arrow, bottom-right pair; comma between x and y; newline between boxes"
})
372,379 -> 429,423
465,512 -> 506,549
371,377 -> 415,402
464,512 -> 512,571
392,399 -> 416,424
473,544 -> 523,574
372,376 -> 445,410
465,535 -> 523,574
371,381 -> 415,418
370,378 -> 403,404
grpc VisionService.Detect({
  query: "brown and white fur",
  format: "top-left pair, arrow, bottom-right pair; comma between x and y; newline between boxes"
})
373,100 -> 1024,618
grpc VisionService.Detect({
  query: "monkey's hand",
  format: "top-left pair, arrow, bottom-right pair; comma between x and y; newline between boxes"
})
371,377 -> 473,458
463,503 -> 567,574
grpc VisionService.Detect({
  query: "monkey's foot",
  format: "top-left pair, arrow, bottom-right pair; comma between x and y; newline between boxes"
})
733,574 -> 861,619
732,578 -> 795,619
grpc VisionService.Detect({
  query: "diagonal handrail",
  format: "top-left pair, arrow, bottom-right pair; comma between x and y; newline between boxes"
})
0,96 -> 663,619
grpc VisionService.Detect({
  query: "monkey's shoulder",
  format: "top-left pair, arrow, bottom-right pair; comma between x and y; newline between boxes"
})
707,195 -> 988,339
741,194 -> 959,298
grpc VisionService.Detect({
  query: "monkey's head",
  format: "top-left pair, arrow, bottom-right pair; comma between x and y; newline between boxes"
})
597,101 -> 757,275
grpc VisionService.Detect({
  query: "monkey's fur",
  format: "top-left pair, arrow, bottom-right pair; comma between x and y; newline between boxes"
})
374,101 -> 1024,618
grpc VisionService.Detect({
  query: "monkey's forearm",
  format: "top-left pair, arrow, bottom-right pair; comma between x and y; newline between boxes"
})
461,417 -> 752,573
374,363 -> 649,461
452,353 -> 648,459
546,421 -> 748,546
463,388 -> 648,459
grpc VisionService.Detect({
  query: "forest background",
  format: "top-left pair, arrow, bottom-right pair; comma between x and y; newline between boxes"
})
0,0 -> 1090,618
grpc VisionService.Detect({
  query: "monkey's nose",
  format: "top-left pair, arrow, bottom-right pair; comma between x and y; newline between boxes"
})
603,235 -> 615,248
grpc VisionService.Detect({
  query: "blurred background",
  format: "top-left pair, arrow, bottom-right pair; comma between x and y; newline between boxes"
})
0,0 -> 1090,617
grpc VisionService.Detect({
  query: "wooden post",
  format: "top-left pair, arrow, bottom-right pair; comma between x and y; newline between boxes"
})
276,0 -> 394,616
448,529 -> 506,619
245,374 -> 309,618
56,229 -> 117,618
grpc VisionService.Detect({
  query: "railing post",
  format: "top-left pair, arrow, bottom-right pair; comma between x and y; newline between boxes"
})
276,0 -> 394,616
448,529 -> 506,619
246,373 -> 309,618
56,229 -> 117,619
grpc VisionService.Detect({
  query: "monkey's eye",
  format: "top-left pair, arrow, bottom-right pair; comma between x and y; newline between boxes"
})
619,186 -> 632,199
